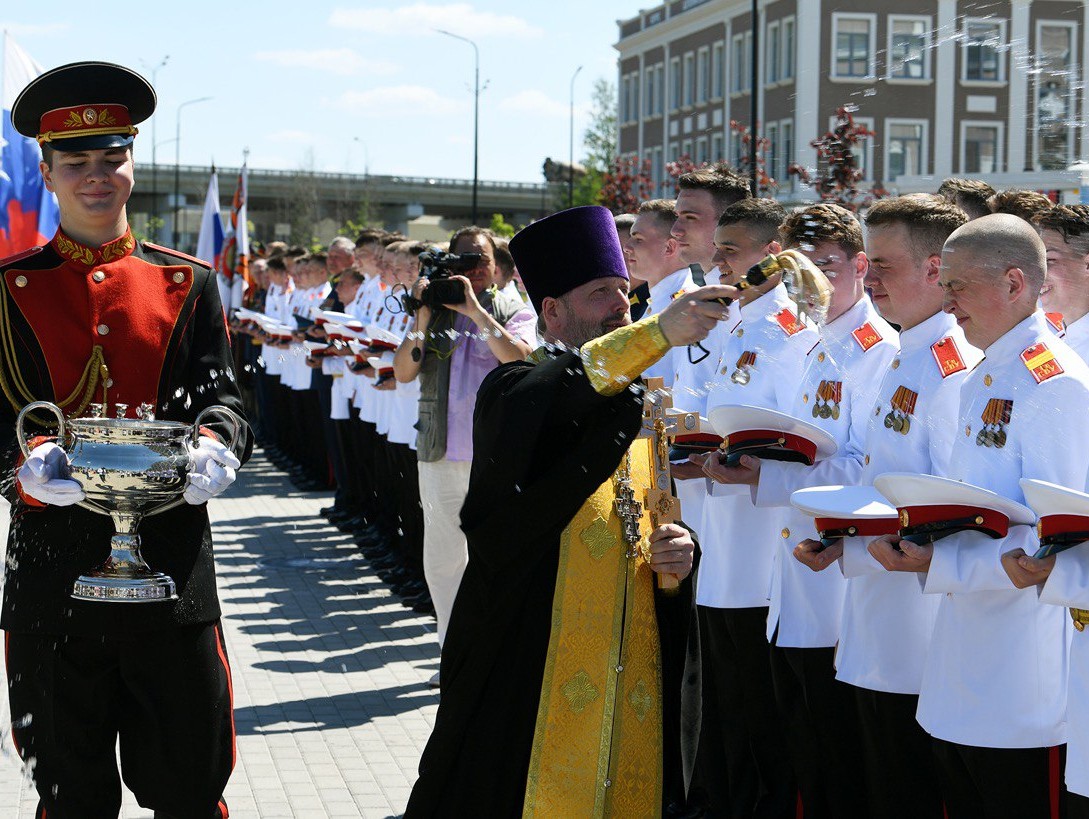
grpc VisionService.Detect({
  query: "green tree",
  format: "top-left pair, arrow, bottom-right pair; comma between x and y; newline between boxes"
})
488,212 -> 516,238
558,78 -> 616,209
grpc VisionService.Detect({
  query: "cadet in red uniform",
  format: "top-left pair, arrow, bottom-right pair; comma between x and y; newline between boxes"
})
1,62 -> 251,818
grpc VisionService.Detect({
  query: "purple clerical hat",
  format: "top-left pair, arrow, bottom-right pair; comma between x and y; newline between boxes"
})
508,205 -> 628,314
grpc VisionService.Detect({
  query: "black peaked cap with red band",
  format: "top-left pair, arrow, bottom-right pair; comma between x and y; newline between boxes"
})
11,61 -> 155,152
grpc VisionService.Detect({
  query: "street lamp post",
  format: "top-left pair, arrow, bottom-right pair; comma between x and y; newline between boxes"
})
568,65 -> 583,208
141,55 -> 169,242
749,0 -> 760,197
172,96 -> 212,249
436,29 -> 480,225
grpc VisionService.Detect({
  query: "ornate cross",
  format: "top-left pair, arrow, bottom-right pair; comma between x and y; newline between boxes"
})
639,377 -> 699,593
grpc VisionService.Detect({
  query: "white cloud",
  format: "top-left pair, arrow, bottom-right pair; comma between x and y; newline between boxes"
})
499,90 -> 589,119
253,49 -> 398,77
331,85 -> 462,115
329,3 -> 541,39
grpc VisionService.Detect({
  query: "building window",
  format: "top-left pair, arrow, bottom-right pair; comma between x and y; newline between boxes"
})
670,142 -> 680,162
670,57 -> 681,110
684,53 -> 695,106
782,17 -> 795,80
767,21 -> 781,84
730,130 -> 743,166
682,138 -> 693,160
628,73 -> 640,123
712,42 -> 725,98
827,114 -> 873,180
651,146 -> 664,190
698,47 -> 711,103
655,64 -> 665,115
833,15 -> 875,79
644,66 -> 655,117
696,137 -> 709,165
886,120 -> 927,179
712,132 -> 725,162
889,16 -> 930,80
780,119 -> 794,181
963,18 -> 1005,82
963,123 -> 1002,173
766,122 -> 779,181
730,31 -> 753,93
620,75 -> 629,123
1036,22 -> 1076,170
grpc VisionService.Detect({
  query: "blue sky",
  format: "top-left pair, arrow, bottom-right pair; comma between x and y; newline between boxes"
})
2,2 -> 647,183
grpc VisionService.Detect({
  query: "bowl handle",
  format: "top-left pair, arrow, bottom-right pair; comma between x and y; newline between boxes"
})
15,401 -> 66,459
192,405 -> 243,453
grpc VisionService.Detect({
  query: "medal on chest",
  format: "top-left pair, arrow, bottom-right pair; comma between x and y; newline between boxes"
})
732,351 -> 756,385
883,385 -> 918,435
814,379 -> 842,420
976,398 -> 1013,448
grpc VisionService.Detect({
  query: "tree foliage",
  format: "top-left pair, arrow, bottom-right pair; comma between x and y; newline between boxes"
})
788,106 -> 887,211
488,212 -> 516,238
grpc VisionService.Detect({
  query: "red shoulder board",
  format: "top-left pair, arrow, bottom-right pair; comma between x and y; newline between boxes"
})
1045,312 -> 1065,335
774,307 -> 803,336
1020,342 -> 1064,384
0,245 -> 44,269
852,322 -> 882,352
143,242 -> 212,269
931,336 -> 967,378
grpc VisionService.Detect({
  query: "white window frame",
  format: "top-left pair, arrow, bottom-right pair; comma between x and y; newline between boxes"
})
779,117 -> 794,182
831,13 -> 878,81
696,136 -> 709,165
620,74 -> 629,123
767,20 -> 781,84
697,46 -> 711,103
766,121 -> 779,181
829,114 -> 874,181
683,52 -> 696,107
682,138 -> 694,160
670,141 -> 680,162
731,32 -> 746,94
711,132 -> 725,163
887,14 -> 933,83
644,65 -> 655,117
961,17 -> 1007,84
959,120 -> 1005,174
670,57 -> 682,111
655,64 -> 665,116
712,42 -> 725,99
781,16 -> 796,81
884,118 -> 929,181
1033,19 -> 1078,170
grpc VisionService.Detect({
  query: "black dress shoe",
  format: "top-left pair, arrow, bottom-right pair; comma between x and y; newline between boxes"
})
413,597 -> 436,615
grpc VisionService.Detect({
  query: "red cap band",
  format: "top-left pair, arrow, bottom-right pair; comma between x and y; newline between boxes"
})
1038,514 -> 1089,539
37,103 -> 135,144
725,428 -> 818,463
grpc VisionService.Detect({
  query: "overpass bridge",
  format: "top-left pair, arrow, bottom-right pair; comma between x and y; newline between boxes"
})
128,163 -> 555,251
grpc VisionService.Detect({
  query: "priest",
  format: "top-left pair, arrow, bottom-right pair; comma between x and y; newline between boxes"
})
405,205 -> 733,818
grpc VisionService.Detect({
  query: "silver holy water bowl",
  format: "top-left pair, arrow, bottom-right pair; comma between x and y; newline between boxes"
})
16,401 -> 242,603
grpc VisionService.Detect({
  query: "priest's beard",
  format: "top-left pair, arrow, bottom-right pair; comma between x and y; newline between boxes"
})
560,314 -> 631,349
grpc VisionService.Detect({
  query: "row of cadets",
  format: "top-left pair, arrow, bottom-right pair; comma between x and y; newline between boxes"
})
366,239 -> 425,602
865,212 -> 1089,816
704,202 -> 899,816
696,197 -> 819,815
787,195 -> 980,816
254,252 -> 294,461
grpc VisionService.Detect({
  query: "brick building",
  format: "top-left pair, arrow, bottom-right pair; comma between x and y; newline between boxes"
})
615,1 -> 1089,200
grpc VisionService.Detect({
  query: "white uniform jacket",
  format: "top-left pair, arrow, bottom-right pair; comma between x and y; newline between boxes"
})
919,312 -> 1089,749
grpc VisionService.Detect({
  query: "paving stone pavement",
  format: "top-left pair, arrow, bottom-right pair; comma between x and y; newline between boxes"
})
0,448 -> 440,817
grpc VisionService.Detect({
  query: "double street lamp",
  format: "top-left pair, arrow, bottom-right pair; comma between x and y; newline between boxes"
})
569,65 -> 583,208
172,96 -> 212,249
436,29 -> 480,225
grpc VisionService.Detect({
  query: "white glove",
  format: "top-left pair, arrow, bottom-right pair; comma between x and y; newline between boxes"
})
16,441 -> 86,506
183,437 -> 241,505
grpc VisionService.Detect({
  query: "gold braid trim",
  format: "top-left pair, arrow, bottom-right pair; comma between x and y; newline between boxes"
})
580,315 -> 670,397
0,276 -> 107,422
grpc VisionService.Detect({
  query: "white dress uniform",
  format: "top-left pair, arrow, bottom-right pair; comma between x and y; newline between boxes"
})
753,295 -> 898,646
919,312 -> 1089,748
1062,313 -> 1089,362
353,277 -> 389,423
642,267 -> 696,387
838,311 -> 980,693
261,282 -> 287,378
699,285 -> 817,608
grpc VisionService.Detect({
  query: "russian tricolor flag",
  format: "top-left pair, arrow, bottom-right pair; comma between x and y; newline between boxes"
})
0,33 -> 59,259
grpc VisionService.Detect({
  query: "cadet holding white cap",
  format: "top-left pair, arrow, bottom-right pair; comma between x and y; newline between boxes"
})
868,214 -> 1089,817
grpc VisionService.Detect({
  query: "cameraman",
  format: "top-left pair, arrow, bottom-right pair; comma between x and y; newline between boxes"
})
394,227 -> 536,664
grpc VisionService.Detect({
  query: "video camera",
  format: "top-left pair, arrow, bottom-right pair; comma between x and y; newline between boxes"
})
400,247 -> 481,315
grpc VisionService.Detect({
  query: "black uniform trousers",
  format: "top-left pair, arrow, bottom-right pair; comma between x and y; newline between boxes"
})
1069,791 -> 1089,819
768,641 -> 866,819
854,686 -> 943,818
6,622 -> 234,819
695,605 -> 797,818
387,441 -> 424,575
931,738 -> 1066,819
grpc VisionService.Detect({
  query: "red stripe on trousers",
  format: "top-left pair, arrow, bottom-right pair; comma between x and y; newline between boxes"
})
213,624 -> 237,772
